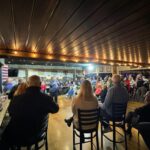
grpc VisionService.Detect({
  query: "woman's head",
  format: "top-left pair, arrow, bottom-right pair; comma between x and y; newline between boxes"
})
78,80 -> 93,98
14,82 -> 28,96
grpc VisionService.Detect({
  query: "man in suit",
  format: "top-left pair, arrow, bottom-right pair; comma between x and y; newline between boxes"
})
0,75 -> 59,149
99,74 -> 129,131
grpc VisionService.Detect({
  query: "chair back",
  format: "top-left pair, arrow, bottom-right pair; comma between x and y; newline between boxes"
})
10,115 -> 49,148
112,103 -> 127,122
78,108 -> 100,133
35,115 -> 49,140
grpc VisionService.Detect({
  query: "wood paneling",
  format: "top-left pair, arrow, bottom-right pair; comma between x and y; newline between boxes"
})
0,0 -> 150,65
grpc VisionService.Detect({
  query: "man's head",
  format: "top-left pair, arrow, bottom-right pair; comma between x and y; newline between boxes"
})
28,75 -> 41,87
112,74 -> 121,85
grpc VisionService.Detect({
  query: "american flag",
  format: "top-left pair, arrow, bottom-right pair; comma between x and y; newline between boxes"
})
1,65 -> 8,82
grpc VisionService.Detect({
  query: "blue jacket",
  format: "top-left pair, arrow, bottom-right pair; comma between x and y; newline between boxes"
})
49,81 -> 58,93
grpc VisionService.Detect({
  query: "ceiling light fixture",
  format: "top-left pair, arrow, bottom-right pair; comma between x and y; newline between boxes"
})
14,51 -> 18,54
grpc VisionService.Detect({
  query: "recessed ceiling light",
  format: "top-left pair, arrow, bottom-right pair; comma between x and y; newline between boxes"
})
14,51 -> 18,54
75,59 -> 78,63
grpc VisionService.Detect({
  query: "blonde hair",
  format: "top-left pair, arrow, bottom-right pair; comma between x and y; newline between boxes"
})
77,80 -> 94,99
14,82 -> 28,96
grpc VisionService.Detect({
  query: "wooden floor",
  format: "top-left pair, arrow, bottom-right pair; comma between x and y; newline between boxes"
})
44,96 -> 148,150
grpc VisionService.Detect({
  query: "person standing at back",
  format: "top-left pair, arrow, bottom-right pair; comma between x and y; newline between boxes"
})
0,75 -> 59,150
49,77 -> 59,103
99,74 -> 129,131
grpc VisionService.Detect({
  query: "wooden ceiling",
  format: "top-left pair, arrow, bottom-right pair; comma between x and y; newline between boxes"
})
0,0 -> 150,66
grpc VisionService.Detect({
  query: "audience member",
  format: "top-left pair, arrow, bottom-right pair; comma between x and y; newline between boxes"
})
129,75 -> 135,97
65,80 -> 98,128
126,91 -> 150,136
14,82 -> 28,96
8,79 -> 23,100
135,83 -> 147,101
106,77 -> 113,89
49,77 -> 59,103
0,75 -> 59,149
3,79 -> 13,94
99,74 -> 129,131
136,74 -> 144,89
41,81 -> 46,93
95,77 -> 102,97
124,76 -> 130,92
99,85 -> 107,103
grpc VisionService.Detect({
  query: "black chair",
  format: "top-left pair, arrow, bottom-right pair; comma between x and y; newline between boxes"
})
101,103 -> 128,150
73,108 -> 100,150
9,115 -> 49,150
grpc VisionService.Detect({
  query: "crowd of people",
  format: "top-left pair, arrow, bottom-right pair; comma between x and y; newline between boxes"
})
0,73 -> 150,149
2,73 -> 150,102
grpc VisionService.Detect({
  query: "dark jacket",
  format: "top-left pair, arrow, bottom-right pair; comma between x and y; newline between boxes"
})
49,80 -> 59,94
138,122 -> 150,149
100,89 -> 107,103
8,84 -> 19,100
3,86 -> 59,143
135,103 -> 150,122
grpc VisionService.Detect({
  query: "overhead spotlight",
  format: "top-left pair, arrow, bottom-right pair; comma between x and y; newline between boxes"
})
75,59 -> 78,63
14,51 -> 18,54
110,62 -> 114,66
33,54 -> 36,57
138,65 -> 142,68
88,64 -> 94,71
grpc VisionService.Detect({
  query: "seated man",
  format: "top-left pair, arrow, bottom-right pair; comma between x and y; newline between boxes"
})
0,75 -> 59,149
99,74 -> 129,132
126,91 -> 150,136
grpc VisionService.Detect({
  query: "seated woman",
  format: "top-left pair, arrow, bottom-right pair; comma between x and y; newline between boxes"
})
65,80 -> 99,127
126,91 -> 150,136
8,82 -> 28,115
